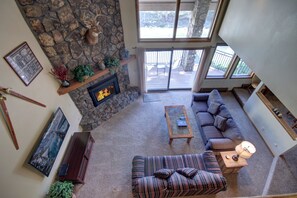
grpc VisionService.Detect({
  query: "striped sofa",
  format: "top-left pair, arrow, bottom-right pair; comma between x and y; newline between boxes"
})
132,151 -> 227,198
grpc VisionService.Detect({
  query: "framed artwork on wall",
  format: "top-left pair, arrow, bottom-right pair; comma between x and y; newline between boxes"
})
28,107 -> 70,176
4,42 -> 43,86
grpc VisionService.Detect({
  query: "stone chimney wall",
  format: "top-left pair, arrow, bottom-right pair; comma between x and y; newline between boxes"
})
16,0 -> 139,130
16,0 -> 125,76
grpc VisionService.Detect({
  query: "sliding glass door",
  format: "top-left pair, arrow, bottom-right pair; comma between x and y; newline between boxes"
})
145,49 -> 203,91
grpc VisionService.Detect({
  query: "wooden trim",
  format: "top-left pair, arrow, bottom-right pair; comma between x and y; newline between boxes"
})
207,0 -> 224,41
256,86 -> 297,140
57,55 -> 136,95
173,0 -> 180,39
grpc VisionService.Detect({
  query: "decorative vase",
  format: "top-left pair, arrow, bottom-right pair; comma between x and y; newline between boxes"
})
83,76 -> 89,81
99,62 -> 106,70
120,48 -> 129,60
61,80 -> 70,87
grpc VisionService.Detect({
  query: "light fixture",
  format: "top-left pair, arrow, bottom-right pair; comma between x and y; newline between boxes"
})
232,141 -> 256,161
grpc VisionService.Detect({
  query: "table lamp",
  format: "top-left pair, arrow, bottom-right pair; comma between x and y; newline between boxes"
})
232,141 -> 256,161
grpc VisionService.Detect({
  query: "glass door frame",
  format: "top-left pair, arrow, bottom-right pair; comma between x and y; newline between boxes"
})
145,48 -> 205,92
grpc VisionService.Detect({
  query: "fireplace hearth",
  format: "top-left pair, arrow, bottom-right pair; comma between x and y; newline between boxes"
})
88,74 -> 120,107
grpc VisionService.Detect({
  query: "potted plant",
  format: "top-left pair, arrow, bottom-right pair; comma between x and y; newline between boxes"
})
72,64 -> 94,82
49,65 -> 70,87
104,56 -> 120,68
47,181 -> 75,198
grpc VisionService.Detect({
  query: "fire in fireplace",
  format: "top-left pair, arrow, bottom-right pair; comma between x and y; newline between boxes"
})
88,74 -> 120,107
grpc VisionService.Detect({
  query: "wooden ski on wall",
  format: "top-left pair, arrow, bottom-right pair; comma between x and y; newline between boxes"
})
0,86 -> 46,150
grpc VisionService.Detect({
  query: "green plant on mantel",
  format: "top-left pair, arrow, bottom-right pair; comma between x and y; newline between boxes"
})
104,56 -> 120,68
72,64 -> 94,82
47,181 -> 74,198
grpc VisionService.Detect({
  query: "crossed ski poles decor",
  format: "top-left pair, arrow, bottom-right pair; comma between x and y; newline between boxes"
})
0,86 -> 46,150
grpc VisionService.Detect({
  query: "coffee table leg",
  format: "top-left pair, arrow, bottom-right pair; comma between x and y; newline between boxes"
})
187,138 -> 192,144
169,138 -> 173,144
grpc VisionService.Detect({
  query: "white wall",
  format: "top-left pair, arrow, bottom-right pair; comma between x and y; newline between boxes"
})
120,0 -> 251,90
0,1 -> 82,198
244,82 -> 297,156
219,0 -> 297,117
219,0 -> 297,155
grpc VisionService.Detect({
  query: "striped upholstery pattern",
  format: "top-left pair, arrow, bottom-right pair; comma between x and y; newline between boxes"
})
144,156 -> 165,176
164,155 -> 185,169
202,151 -> 223,174
132,151 -> 226,198
132,156 -> 146,186
167,171 -> 227,197
154,169 -> 175,179
133,176 -> 168,198
176,168 -> 198,178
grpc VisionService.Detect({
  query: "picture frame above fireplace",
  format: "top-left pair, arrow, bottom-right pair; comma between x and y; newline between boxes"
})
4,42 -> 43,86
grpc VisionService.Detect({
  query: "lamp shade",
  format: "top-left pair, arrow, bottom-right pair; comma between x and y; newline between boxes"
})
235,141 -> 256,159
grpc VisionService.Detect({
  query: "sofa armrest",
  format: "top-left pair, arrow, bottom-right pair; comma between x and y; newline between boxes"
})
192,93 -> 209,102
205,138 -> 236,150
132,156 -> 146,184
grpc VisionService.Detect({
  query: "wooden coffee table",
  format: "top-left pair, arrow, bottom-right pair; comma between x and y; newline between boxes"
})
164,105 -> 193,144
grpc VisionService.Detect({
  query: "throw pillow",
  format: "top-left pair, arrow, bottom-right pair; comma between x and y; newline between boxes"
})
176,168 -> 198,178
154,168 -> 175,179
207,102 -> 221,115
214,115 -> 227,131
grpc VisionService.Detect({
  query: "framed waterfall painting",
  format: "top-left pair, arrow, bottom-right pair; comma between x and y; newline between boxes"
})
28,107 -> 70,176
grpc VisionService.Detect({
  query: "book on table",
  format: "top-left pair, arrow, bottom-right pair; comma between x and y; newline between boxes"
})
177,119 -> 187,127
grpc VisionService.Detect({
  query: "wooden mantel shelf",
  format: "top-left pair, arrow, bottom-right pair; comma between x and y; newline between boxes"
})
57,55 -> 136,95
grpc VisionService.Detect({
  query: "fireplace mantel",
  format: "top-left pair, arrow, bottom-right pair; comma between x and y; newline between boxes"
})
57,55 -> 136,95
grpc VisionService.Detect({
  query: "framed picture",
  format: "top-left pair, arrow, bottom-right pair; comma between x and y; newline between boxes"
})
4,42 -> 43,86
28,107 -> 70,177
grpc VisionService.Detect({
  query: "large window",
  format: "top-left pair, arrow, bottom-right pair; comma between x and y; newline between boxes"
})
206,46 -> 235,78
206,45 -> 253,79
137,0 -> 221,41
231,59 -> 253,78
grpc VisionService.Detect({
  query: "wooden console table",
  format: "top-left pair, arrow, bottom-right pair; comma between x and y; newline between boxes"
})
59,132 -> 94,184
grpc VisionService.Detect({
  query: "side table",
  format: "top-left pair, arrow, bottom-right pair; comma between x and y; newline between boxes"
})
218,151 -> 248,174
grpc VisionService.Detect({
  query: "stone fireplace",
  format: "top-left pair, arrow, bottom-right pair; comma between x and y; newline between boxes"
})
88,73 -> 120,107
16,0 -> 139,130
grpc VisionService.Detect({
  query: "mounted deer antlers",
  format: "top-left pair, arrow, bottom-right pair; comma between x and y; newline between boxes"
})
85,19 -> 102,45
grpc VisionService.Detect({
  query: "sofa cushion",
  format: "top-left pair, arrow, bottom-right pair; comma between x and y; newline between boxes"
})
133,176 -> 168,194
176,168 -> 198,178
202,126 -> 224,139
222,119 -> 244,143
217,105 -> 232,119
214,115 -> 227,131
167,171 -> 227,195
144,156 -> 165,176
197,112 -> 214,126
207,89 -> 224,107
192,93 -> 209,101
206,138 -> 237,150
207,102 -> 221,115
192,101 -> 208,113
154,169 -> 175,179
164,155 -> 185,169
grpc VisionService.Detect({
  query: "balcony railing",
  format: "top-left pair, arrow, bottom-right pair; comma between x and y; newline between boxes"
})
210,50 -> 233,72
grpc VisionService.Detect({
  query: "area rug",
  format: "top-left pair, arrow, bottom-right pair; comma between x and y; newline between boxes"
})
143,93 -> 161,103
